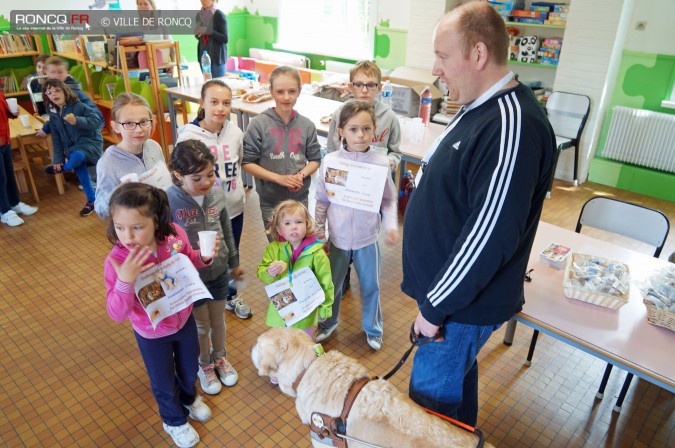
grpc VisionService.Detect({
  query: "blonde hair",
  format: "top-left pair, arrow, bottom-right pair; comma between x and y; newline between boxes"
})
137,0 -> 156,9
111,92 -> 153,122
269,65 -> 301,90
267,200 -> 315,241
44,56 -> 69,70
349,60 -> 382,83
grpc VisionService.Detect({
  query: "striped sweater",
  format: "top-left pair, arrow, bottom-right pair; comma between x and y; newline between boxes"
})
401,84 -> 556,326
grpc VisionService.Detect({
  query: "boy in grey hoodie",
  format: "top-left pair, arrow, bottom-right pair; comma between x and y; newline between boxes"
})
326,60 -> 401,172
242,66 -> 322,237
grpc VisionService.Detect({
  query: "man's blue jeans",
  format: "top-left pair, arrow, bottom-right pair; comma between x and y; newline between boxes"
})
409,320 -> 501,426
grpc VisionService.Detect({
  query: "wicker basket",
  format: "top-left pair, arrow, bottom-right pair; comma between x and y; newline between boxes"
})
643,300 -> 675,332
562,253 -> 630,310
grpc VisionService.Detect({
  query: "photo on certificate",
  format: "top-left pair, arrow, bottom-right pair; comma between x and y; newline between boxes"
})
134,253 -> 213,328
264,267 -> 325,327
323,158 -> 389,213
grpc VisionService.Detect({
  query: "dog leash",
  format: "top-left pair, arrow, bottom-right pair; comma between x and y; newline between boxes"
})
378,323 -> 443,381
377,322 -> 486,448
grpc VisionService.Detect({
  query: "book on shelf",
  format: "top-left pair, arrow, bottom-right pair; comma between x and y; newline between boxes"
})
0,33 -> 35,54
0,75 -> 17,93
52,35 -> 77,53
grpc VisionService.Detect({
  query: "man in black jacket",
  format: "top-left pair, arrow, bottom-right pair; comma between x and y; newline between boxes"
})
401,2 -> 556,426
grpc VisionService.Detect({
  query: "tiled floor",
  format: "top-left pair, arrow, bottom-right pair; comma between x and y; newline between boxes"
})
0,171 -> 673,447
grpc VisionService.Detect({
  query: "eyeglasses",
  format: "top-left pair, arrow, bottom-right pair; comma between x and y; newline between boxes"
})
44,87 -> 63,96
117,120 -> 154,130
350,82 -> 380,91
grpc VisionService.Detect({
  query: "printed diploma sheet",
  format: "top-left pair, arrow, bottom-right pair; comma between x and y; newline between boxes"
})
134,253 -> 213,328
264,267 -> 325,326
322,158 -> 389,212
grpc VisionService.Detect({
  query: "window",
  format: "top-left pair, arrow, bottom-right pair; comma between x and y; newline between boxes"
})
277,0 -> 375,60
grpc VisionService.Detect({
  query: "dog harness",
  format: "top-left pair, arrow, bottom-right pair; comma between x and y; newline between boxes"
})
295,335 -> 486,448
308,377 -> 371,448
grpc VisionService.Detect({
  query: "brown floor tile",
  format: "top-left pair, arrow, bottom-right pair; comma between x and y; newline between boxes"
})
0,173 -> 673,447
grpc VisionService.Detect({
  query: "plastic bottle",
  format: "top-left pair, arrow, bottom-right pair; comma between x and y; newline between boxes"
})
418,85 -> 433,126
201,50 -> 212,80
381,80 -> 393,108
399,170 -> 416,214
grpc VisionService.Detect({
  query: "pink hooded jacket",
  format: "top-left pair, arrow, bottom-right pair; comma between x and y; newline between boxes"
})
104,224 -> 207,339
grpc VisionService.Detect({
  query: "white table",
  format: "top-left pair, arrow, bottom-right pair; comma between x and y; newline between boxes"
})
505,222 -> 674,408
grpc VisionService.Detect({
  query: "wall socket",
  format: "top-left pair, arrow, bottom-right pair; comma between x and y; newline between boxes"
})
635,21 -> 647,31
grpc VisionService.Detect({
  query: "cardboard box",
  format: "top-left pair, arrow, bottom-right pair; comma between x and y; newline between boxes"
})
383,67 -> 443,118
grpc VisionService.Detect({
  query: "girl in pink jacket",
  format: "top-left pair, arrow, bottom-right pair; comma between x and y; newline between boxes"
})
104,183 -> 216,448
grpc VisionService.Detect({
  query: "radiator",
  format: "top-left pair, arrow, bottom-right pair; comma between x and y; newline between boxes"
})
602,106 -> 675,173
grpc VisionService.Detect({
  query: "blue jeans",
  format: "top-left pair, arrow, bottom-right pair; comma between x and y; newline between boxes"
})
320,242 -> 383,337
228,213 -> 244,298
0,144 -> 20,213
63,150 -> 95,203
409,320 -> 501,426
134,315 -> 199,426
211,64 -> 226,78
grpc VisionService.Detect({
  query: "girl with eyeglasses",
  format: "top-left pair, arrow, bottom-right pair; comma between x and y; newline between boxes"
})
42,78 -> 102,216
94,93 -> 169,219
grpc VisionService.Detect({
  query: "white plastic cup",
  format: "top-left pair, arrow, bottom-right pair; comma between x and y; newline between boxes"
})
120,173 -> 139,183
198,231 -> 217,257
7,98 -> 18,114
19,114 -> 30,128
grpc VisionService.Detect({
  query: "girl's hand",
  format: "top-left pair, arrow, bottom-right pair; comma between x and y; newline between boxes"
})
64,113 -> 77,125
276,174 -> 303,191
385,229 -> 399,245
36,129 -> 47,138
267,260 -> 287,277
53,163 -> 63,172
230,266 -> 244,280
108,246 -> 155,284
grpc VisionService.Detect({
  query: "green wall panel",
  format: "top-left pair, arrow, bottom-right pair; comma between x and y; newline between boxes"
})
374,27 -> 407,70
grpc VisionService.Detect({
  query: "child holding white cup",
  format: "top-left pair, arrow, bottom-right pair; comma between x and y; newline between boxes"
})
167,139 -> 244,396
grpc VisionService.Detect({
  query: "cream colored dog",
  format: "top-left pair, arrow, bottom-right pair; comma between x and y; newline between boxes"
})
251,327 -> 494,448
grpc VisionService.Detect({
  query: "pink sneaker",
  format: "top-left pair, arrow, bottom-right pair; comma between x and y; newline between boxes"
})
213,356 -> 238,387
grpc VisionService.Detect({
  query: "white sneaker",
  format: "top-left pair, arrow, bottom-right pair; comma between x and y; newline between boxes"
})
185,395 -> 211,422
1,210 -> 24,227
197,363 -> 222,395
12,202 -> 38,216
213,356 -> 238,387
163,422 -> 199,448
315,322 -> 338,343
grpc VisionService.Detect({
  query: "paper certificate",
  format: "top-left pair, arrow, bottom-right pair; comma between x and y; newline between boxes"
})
134,253 -> 213,328
323,158 -> 389,212
264,267 -> 325,327
139,163 -> 173,190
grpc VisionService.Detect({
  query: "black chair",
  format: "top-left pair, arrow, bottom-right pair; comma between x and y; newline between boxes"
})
545,91 -> 590,197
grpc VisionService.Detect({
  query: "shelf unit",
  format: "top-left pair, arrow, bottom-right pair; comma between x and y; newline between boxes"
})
0,34 -> 44,98
46,35 -> 183,156
505,21 -> 565,29
507,16 -> 567,86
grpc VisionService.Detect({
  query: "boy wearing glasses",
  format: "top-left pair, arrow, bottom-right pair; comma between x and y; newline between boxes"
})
326,60 -> 401,172
94,93 -> 168,218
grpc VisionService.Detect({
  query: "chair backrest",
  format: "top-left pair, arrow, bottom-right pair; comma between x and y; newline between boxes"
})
546,91 -> 590,142
575,196 -> 670,258
26,75 -> 47,117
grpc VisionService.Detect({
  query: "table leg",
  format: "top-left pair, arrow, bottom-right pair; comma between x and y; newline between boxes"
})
167,93 -> 177,144
18,136 -> 39,203
503,318 -> 517,346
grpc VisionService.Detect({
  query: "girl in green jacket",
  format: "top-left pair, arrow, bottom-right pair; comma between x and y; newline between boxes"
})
257,200 -> 334,342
